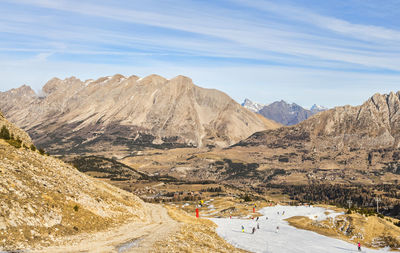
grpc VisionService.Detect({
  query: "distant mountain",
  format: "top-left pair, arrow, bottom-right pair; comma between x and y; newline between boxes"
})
0,74 -> 280,155
258,100 -> 313,126
239,91 -> 400,152
242,99 -> 328,126
310,104 -> 328,114
241,98 -> 265,113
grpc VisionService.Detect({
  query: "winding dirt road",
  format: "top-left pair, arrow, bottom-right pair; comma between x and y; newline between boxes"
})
34,203 -> 180,253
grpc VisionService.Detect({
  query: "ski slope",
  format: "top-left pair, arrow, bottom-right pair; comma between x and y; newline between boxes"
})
211,205 -> 392,253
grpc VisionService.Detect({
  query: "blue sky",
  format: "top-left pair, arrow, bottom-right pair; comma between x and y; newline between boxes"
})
1,0 -> 400,108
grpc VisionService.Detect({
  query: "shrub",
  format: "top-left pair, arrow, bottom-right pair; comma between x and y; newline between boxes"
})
30,144 -> 36,151
346,209 -> 352,214
38,148 -> 45,155
394,221 -> 400,227
73,205 -> 79,212
241,194 -> 252,202
0,125 -> 10,140
6,139 -> 22,148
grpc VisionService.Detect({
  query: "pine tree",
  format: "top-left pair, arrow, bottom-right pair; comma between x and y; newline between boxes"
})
0,125 -> 10,140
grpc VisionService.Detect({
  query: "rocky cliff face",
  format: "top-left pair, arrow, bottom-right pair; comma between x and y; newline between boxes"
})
0,74 -> 279,155
0,114 -> 145,250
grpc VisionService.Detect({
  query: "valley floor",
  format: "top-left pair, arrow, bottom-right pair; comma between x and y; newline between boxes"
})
211,205 -> 394,253
33,203 -> 180,253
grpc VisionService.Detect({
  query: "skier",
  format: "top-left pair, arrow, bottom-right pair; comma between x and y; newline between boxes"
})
357,242 -> 361,252
241,225 -> 245,233
266,216 -> 268,220
277,211 -> 280,215
252,227 -> 256,234
275,226 -> 279,233
256,217 -> 259,221
282,211 -> 285,215
257,223 -> 260,229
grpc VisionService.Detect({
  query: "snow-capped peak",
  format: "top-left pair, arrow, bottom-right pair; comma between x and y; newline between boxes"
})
241,98 -> 264,113
310,104 -> 328,112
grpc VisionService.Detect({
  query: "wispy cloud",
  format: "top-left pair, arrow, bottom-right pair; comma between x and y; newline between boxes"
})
0,0 -> 400,107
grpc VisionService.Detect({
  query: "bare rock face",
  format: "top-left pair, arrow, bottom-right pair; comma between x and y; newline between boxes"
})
239,91 -> 400,150
0,74 -> 279,155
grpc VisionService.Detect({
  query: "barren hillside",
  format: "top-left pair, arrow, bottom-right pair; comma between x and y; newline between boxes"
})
0,112 -> 147,250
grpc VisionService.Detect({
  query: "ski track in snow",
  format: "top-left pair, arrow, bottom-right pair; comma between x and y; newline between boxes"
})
210,205 -> 393,253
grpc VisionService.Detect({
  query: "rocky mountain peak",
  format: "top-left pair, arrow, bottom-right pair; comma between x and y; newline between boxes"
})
170,75 -> 193,85
138,74 -> 168,85
8,84 -> 36,97
310,104 -> 328,113
241,98 -> 265,113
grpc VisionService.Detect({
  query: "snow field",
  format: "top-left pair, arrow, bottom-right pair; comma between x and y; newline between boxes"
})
210,205 -> 392,253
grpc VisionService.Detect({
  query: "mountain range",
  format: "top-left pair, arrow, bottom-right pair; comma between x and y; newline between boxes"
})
119,90 -> 400,188
0,74 -> 279,155
241,98 -> 327,125
2,73 -> 400,187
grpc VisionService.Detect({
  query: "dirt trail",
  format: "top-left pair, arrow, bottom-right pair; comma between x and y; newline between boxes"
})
34,203 -> 180,253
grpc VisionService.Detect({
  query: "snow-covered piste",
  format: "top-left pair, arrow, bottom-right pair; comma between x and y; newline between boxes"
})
210,205 -> 392,253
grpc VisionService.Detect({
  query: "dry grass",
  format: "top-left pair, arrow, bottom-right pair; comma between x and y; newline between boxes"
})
153,206 -> 249,252
287,210 -> 400,250
0,140 -> 145,251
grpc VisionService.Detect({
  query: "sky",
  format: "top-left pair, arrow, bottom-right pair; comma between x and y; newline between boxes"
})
1,0 -> 400,108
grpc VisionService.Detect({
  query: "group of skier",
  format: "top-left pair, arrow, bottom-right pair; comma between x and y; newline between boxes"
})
241,215 -> 278,235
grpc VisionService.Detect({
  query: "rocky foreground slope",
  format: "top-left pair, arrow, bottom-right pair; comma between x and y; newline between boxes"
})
0,112 -> 146,250
0,74 -> 279,155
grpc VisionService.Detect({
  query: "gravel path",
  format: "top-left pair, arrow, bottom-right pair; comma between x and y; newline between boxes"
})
34,203 -> 179,253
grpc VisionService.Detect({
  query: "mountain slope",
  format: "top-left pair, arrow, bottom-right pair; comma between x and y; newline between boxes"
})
0,74 -> 280,155
0,112 -> 147,250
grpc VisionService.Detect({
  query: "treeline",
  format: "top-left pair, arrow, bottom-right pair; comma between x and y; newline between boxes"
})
201,186 -> 223,192
265,184 -> 400,219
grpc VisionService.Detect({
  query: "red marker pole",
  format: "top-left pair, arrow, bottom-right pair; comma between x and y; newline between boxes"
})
196,208 -> 199,218
253,207 -> 255,213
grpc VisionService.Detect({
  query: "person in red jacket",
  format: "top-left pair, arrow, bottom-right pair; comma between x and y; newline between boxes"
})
357,242 -> 361,251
